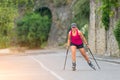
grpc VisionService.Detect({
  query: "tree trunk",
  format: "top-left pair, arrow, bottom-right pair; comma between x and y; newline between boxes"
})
95,1 -> 106,55
89,0 -> 96,53
89,0 -> 106,54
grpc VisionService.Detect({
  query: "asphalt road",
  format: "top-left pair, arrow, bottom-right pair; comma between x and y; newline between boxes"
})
0,49 -> 120,80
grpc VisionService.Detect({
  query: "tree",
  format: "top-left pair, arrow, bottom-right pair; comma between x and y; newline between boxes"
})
0,0 -> 34,48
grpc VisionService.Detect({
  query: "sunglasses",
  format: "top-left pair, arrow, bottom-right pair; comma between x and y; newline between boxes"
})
72,27 -> 76,28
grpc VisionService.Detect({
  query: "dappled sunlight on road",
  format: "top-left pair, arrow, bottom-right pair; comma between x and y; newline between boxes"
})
0,56 -> 58,80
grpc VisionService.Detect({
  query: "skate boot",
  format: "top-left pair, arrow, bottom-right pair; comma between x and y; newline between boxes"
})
72,62 -> 76,71
88,61 -> 96,70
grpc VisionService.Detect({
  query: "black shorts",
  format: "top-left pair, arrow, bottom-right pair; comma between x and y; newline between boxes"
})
70,43 -> 84,49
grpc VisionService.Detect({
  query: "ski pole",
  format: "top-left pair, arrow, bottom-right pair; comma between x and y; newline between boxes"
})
88,48 -> 101,69
63,47 -> 69,70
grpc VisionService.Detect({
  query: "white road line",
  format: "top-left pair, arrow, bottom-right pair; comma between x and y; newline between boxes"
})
30,56 -> 65,80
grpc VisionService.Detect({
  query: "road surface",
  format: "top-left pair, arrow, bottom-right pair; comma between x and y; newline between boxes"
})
0,49 -> 120,80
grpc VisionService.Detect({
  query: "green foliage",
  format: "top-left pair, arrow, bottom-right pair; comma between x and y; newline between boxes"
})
16,12 -> 51,48
81,24 -> 88,40
0,0 -> 18,48
73,0 -> 89,19
100,0 -> 120,49
72,0 -> 89,38
101,0 -> 110,30
114,20 -> 120,49
101,0 -> 119,30
101,2 -> 110,30
17,0 -> 34,13
0,0 -> 35,48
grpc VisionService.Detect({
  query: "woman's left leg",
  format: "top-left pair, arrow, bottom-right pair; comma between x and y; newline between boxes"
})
79,48 -> 90,63
79,48 -> 96,70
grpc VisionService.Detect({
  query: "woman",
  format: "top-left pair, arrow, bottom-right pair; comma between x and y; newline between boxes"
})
67,23 -> 96,71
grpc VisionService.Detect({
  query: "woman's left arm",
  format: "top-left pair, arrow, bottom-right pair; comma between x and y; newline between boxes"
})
78,30 -> 88,45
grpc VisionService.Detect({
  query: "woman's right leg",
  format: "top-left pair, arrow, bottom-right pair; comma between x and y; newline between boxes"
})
71,45 -> 76,71
71,46 -> 76,62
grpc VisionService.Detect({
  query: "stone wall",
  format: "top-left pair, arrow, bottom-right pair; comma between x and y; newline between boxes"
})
48,5 -> 72,47
89,0 -> 120,56
34,0 -> 72,47
107,7 -> 120,56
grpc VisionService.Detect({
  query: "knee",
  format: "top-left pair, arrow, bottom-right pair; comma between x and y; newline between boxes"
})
82,53 -> 87,58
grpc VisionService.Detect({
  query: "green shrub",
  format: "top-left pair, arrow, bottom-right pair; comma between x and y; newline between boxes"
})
16,12 -> 51,48
101,5 -> 110,30
0,1 -> 18,48
101,0 -> 110,30
100,0 -> 119,30
114,20 -> 120,49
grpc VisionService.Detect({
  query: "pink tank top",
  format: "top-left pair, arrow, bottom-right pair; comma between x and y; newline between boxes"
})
70,30 -> 83,45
